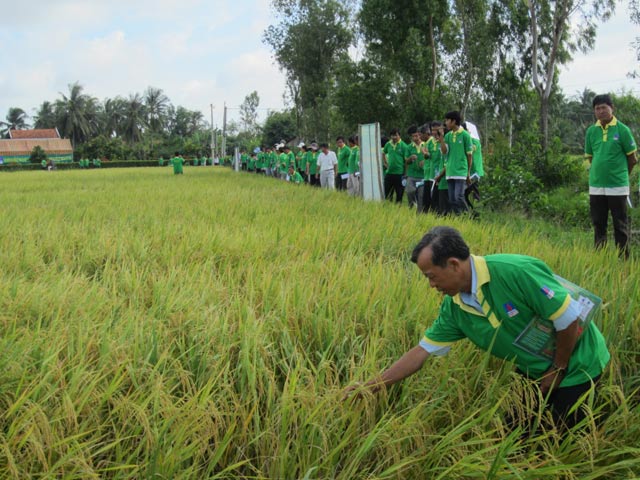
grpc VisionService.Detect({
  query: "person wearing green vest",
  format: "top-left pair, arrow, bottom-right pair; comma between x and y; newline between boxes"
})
201,155 -> 207,167
585,94 -> 637,259
382,128 -> 407,203
430,121 -> 450,215
171,152 -> 184,174
346,136 -> 360,196
438,111 -> 473,215
405,125 -> 426,211
93,158 -> 101,168
158,156 -> 165,166
336,136 -> 351,191
345,226 -> 610,433
306,142 -> 320,187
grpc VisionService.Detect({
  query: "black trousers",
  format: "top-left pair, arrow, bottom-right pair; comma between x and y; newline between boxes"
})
437,189 -> 450,215
589,194 -> 630,258
419,180 -> 436,214
508,372 -> 601,433
384,174 -> 404,203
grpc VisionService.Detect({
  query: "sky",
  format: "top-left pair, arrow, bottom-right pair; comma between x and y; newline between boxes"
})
0,0 -> 638,130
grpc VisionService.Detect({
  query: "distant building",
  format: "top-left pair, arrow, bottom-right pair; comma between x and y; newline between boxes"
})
0,128 -> 73,164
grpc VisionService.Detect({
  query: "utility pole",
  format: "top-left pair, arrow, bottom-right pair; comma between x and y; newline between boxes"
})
211,103 -> 216,166
222,102 -> 227,159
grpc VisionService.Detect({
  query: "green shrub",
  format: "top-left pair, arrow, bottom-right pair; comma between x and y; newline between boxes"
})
29,145 -> 48,164
482,163 -> 544,214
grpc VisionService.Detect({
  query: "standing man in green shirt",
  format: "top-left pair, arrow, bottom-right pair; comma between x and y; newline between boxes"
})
336,136 -> 351,191
439,111 -> 473,215
345,226 -> 610,432
171,152 -> 184,175
382,128 -> 407,203
405,125 -> 426,211
346,136 -> 360,197
306,142 -> 320,187
431,121 -> 450,215
420,124 -> 436,214
585,94 -> 637,258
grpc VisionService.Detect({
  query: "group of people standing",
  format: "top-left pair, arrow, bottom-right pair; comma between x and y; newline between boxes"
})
235,109 -> 484,215
381,111 -> 483,216
239,137 -> 362,195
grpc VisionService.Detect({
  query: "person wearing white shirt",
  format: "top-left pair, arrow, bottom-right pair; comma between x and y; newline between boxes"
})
316,143 -> 338,189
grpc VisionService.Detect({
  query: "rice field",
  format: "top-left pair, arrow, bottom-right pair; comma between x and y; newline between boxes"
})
0,167 -> 639,479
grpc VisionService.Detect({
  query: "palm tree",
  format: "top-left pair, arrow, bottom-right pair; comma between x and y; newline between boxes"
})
1,107 -> 29,137
55,82 -> 98,148
121,93 -> 147,145
101,97 -> 128,137
33,102 -> 56,129
144,86 -> 170,156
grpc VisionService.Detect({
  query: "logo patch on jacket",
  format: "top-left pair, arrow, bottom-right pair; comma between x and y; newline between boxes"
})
541,286 -> 555,299
503,302 -> 519,317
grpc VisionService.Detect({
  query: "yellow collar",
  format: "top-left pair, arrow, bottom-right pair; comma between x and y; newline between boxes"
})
596,116 -> 618,128
451,255 -> 501,327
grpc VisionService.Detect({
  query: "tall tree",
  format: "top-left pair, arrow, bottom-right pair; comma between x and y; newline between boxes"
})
121,93 -> 147,144
631,0 -> 640,78
1,108 -> 29,137
144,87 -> 170,135
101,97 -> 127,138
526,0 -> 614,150
33,102 -> 56,129
264,0 -> 353,140
239,91 -> 260,135
55,82 -> 98,148
358,0 -> 454,125
144,87 -> 170,155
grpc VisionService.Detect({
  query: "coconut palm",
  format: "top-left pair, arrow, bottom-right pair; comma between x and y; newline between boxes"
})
33,102 -> 56,129
144,87 -> 170,155
121,93 -> 147,145
101,97 -> 128,138
1,107 -> 29,137
55,82 -> 98,148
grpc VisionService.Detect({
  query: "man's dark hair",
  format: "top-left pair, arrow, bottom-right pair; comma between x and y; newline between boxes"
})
336,136 -> 345,142
174,151 -> 180,156
410,226 -> 470,267
320,142 -> 329,149
389,128 -> 400,136
444,111 -> 462,126
430,121 -> 442,128
419,124 -> 430,134
407,125 -> 418,135
348,135 -> 357,144
592,94 -> 613,108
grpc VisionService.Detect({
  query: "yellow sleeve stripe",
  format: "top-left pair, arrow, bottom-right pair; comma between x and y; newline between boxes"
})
422,336 -> 455,347
625,148 -> 637,155
549,295 -> 572,321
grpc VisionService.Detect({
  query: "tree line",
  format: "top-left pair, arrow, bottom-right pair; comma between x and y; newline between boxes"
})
262,0 -> 639,154
0,82 -> 211,160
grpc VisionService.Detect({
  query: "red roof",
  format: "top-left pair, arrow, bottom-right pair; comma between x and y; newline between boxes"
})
0,138 -> 72,155
9,129 -> 60,139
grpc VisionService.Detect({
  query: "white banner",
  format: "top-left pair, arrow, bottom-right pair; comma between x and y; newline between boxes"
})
359,123 -> 384,202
